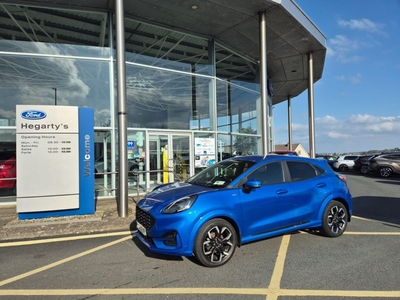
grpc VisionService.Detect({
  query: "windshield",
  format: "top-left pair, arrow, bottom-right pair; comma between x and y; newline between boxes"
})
187,160 -> 255,188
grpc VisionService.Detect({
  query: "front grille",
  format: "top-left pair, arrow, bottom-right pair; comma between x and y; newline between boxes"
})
136,207 -> 155,230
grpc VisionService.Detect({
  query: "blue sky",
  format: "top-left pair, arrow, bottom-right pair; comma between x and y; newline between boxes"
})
272,0 -> 400,154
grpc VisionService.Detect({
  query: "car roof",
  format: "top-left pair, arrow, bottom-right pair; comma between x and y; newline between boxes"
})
226,154 -> 327,166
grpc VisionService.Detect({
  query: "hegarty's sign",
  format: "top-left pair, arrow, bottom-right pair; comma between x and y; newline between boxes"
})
16,105 -> 94,220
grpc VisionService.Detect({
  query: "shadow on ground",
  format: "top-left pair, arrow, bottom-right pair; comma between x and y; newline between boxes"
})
352,195 -> 400,226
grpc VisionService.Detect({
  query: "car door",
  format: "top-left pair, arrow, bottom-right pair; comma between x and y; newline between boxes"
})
239,161 -> 293,239
285,161 -> 331,226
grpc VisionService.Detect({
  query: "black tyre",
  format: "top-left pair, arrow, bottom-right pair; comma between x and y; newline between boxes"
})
320,200 -> 348,237
339,164 -> 348,172
129,165 -> 139,177
360,165 -> 369,174
379,167 -> 392,178
194,218 -> 237,267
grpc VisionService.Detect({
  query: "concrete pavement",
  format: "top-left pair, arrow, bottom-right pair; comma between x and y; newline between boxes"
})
0,198 -> 137,242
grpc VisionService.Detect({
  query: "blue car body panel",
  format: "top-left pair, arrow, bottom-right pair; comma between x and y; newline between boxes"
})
135,155 -> 353,257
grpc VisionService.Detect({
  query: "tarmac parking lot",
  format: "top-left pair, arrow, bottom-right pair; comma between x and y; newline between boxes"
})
0,173 -> 399,299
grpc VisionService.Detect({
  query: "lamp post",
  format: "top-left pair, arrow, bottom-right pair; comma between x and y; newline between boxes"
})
52,87 -> 57,105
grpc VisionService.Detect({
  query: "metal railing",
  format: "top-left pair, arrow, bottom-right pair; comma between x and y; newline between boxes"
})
93,168 -> 183,202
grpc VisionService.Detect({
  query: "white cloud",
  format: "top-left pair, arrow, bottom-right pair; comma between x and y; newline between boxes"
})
326,46 -> 335,57
316,115 -> 339,125
327,131 -> 350,139
328,35 -> 366,63
349,73 -> 362,84
349,114 -> 400,132
337,18 -> 385,34
335,75 -> 346,81
292,123 -> 308,131
333,73 -> 362,84
274,114 -> 400,153
330,35 -> 360,52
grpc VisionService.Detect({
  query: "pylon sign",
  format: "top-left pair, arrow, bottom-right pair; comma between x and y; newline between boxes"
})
16,105 -> 94,220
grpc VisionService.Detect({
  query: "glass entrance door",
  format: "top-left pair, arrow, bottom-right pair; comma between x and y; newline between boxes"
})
147,132 -> 192,187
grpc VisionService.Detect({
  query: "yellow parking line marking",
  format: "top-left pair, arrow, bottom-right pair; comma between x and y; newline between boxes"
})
0,231 -> 133,248
266,235 -> 290,300
0,288 -> 398,297
268,235 -> 290,289
344,232 -> 400,235
0,235 -> 131,288
280,289 -> 400,297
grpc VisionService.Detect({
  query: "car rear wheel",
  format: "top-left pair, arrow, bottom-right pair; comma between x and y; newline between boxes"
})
379,167 -> 392,178
338,164 -> 348,172
360,165 -> 369,174
320,200 -> 348,237
194,218 -> 237,267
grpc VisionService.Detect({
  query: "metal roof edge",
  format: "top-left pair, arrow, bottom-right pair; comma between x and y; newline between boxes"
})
271,0 -> 327,49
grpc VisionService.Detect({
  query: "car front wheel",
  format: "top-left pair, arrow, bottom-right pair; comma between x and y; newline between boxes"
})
339,164 -> 348,172
379,167 -> 392,178
194,218 -> 237,267
320,200 -> 348,237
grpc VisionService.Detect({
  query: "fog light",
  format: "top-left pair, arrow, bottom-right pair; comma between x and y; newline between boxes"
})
162,232 -> 177,246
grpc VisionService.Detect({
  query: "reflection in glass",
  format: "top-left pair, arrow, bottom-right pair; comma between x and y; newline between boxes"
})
217,79 -> 260,134
232,134 -> 259,156
124,18 -> 210,75
0,55 -> 111,127
0,4 -> 109,57
125,63 -> 212,130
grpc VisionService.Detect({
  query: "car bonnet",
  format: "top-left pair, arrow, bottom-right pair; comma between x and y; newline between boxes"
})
138,182 -> 213,211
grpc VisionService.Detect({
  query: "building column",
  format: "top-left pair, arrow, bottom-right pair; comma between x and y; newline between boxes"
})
307,52 -> 315,158
287,96 -> 292,150
115,0 -> 128,217
259,11 -> 269,155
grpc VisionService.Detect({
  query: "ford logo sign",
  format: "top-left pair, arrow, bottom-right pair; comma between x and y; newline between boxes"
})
21,110 -> 47,120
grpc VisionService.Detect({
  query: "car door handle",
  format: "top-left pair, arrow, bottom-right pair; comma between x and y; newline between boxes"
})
316,183 -> 327,188
276,189 -> 288,194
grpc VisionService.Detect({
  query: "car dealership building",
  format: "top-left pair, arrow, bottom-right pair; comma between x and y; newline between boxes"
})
0,0 -> 326,209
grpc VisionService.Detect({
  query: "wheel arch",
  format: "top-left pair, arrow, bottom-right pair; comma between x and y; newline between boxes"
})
318,197 -> 352,222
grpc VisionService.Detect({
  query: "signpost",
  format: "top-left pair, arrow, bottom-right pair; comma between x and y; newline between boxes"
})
16,105 -> 94,220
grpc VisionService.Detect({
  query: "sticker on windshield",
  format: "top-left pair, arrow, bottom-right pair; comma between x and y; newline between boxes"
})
214,181 -> 225,185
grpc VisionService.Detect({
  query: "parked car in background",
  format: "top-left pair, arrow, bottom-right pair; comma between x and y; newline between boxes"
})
94,155 -> 143,177
316,155 -> 337,168
368,153 -> 400,177
353,154 -> 380,174
0,151 -> 16,193
269,150 -> 298,156
135,155 -> 353,267
332,155 -> 360,172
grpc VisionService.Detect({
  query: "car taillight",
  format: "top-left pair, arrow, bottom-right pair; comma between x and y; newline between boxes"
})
0,164 -> 14,170
337,174 -> 347,182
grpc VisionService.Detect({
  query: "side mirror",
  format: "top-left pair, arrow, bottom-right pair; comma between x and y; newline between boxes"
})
242,179 -> 261,193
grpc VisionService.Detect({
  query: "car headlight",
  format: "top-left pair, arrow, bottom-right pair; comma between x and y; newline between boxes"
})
162,195 -> 198,214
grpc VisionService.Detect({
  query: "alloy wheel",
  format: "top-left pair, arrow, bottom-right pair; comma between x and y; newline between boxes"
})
202,225 -> 233,263
194,218 -> 237,267
379,167 -> 392,177
326,205 -> 347,235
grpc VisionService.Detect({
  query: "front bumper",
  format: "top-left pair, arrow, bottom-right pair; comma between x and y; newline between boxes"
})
135,207 -> 196,257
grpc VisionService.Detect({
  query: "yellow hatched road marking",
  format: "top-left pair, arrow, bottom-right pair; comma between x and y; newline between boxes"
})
0,235 -> 131,287
0,231 -> 133,248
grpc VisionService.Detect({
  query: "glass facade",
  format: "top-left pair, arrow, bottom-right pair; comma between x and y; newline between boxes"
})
0,4 -> 265,204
